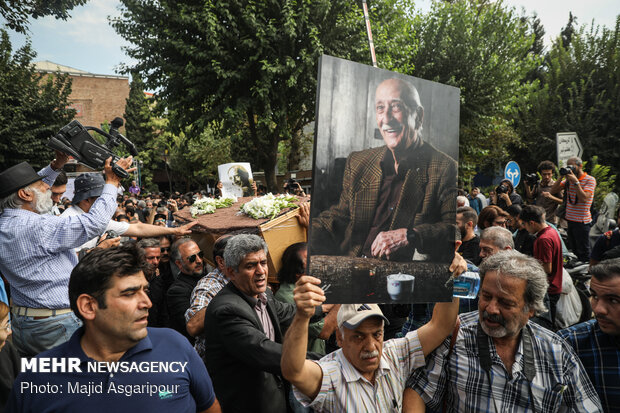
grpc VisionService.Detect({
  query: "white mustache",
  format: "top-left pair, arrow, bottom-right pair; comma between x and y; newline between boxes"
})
360,350 -> 379,360
382,124 -> 403,132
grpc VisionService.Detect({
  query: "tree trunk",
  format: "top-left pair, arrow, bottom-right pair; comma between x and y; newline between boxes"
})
287,130 -> 302,171
262,136 -> 279,193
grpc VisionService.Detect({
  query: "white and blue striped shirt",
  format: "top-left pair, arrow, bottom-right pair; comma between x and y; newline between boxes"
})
0,166 -> 118,308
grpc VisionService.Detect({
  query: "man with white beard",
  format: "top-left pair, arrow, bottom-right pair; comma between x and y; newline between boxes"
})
0,153 -> 134,357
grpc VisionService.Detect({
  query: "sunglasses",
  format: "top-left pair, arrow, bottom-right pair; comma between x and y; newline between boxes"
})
160,247 -> 170,253
187,251 -> 204,263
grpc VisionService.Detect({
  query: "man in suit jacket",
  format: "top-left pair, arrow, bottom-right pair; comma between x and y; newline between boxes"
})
311,78 -> 456,262
204,234 -> 324,413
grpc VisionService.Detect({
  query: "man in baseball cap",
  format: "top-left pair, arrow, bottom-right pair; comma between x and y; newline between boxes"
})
61,173 -> 198,254
281,275 -> 461,412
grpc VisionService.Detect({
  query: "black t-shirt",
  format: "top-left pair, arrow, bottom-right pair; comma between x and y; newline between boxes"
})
515,228 -> 535,256
459,235 -> 481,265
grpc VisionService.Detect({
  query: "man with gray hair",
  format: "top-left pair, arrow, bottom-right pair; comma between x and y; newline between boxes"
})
167,238 -> 205,342
204,234 -> 327,413
405,250 -> 603,412
0,154 -> 133,357
479,226 -> 514,261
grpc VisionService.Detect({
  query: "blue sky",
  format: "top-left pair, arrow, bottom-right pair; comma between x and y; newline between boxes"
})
6,0 -> 619,76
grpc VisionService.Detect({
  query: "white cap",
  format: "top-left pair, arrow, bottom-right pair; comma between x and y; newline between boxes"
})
337,304 -> 390,330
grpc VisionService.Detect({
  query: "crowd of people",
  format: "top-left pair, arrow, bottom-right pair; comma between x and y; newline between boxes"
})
0,147 -> 618,413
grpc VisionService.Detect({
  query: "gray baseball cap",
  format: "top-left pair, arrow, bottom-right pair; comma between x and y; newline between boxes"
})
337,304 -> 389,330
72,173 -> 105,204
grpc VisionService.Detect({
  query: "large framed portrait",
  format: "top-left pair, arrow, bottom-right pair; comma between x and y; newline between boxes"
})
308,55 -> 460,304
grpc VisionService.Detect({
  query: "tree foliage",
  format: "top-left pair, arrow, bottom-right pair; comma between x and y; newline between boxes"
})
513,16 -> 620,192
0,0 -> 88,33
111,0 -> 413,191
123,77 -> 233,192
0,29 -> 75,170
387,0 -> 540,185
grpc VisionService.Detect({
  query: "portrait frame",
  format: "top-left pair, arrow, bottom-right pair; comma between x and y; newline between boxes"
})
308,55 -> 460,304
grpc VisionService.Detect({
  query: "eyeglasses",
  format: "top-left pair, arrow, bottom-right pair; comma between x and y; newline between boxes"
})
493,220 -> 507,227
160,247 -> 170,253
187,251 -> 204,263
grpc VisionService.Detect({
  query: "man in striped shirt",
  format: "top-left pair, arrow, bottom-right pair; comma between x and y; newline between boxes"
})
281,274 -> 460,412
550,157 -> 596,262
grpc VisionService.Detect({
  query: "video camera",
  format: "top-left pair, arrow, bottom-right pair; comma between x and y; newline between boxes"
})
525,173 -> 540,186
559,165 -> 577,176
47,118 -> 138,178
496,184 -> 509,195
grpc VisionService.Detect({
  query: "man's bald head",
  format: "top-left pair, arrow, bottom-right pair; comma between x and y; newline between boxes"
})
375,78 -> 424,154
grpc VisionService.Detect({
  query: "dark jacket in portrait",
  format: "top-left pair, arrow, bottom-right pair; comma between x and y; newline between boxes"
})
311,140 -> 457,262
204,283 -> 297,413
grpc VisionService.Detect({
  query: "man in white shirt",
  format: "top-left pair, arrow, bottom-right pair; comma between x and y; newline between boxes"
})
61,173 -> 196,253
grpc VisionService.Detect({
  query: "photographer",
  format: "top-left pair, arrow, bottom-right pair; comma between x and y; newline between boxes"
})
490,179 -> 522,211
284,178 -> 306,197
550,157 -> 596,262
523,160 -> 563,224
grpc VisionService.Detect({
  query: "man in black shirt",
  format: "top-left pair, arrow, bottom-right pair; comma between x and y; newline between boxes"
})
456,206 -> 481,265
506,205 -> 535,256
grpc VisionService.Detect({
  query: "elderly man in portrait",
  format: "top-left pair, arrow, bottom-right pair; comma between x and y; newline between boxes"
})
311,77 -> 456,262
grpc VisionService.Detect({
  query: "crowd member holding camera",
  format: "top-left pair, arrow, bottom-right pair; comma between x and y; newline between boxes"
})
524,160 -> 563,225
61,173 -> 197,254
550,157 -> 596,262
284,178 -> 306,197
490,179 -> 522,211
0,154 -> 133,357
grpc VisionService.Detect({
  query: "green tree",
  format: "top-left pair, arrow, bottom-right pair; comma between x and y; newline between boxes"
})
0,29 -> 75,170
124,74 -> 156,149
111,0 -> 411,191
0,0 -> 88,33
392,0 -> 540,185
513,16 -> 620,191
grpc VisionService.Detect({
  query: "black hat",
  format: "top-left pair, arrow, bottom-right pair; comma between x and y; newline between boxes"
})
72,173 -> 105,204
0,162 -> 42,198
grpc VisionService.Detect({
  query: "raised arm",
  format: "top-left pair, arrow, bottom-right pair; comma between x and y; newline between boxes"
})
123,220 -> 197,237
281,275 -> 325,400
416,252 -> 462,356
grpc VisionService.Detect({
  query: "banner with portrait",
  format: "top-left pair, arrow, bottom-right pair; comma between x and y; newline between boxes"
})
218,162 -> 254,198
308,55 -> 460,304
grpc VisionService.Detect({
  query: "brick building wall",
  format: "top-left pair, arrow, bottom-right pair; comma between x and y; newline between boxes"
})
35,61 -> 129,130
67,75 -> 130,129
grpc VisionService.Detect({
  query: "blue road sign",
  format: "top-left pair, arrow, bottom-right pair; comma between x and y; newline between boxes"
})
504,161 -> 521,187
